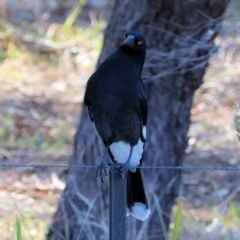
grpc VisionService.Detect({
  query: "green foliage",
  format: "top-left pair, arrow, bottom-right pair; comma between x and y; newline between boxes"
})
24,211 -> 34,234
28,131 -> 40,146
0,114 -> 14,140
229,202 -> 239,222
171,200 -> 183,240
62,0 -> 87,33
62,7 -> 82,33
0,23 -> 15,61
234,103 -> 240,141
0,49 -> 8,61
15,216 -> 22,240
0,211 -> 49,239
39,135 -> 64,151
4,114 -> 14,126
49,53 -> 60,66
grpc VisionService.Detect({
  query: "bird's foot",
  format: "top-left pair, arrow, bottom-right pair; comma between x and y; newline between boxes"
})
120,162 -> 136,179
109,163 -> 122,173
96,158 -> 110,183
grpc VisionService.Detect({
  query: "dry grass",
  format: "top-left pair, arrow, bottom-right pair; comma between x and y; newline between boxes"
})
0,3 -> 105,238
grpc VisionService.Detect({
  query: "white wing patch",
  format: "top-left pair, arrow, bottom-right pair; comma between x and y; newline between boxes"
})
142,126 -> 146,139
109,138 -> 144,167
110,141 -> 130,164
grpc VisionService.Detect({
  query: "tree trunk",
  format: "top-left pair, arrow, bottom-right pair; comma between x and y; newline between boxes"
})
47,1 -> 228,239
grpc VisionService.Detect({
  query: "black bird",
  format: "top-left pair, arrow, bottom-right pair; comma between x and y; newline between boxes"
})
84,31 -> 150,221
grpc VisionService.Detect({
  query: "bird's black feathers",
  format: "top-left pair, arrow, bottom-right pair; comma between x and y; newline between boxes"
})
84,31 -> 150,221
127,169 -> 148,208
84,31 -> 147,144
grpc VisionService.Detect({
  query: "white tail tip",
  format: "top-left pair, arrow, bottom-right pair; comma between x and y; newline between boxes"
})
126,202 -> 150,221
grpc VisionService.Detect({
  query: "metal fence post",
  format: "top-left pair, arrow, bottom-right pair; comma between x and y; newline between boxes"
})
109,163 -> 127,240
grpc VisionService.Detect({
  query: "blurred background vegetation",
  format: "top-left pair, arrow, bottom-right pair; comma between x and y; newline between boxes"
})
0,0 -> 240,239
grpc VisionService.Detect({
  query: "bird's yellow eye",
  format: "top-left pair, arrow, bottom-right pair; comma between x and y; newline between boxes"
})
138,40 -> 142,45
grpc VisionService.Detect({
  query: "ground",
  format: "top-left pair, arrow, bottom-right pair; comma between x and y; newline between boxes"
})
0,1 -> 240,239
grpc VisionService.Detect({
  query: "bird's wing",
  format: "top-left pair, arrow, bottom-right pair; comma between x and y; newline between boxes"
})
84,74 -> 96,122
138,80 -> 148,142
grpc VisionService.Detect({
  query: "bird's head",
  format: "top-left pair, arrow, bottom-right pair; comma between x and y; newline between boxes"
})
120,31 -> 146,57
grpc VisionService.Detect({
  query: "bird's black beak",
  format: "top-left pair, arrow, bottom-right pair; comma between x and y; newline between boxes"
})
121,35 -> 135,48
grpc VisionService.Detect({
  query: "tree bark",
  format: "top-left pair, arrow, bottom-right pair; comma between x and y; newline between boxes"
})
47,0 -> 228,239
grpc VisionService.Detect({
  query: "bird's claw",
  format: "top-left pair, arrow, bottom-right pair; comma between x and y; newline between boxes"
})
120,162 -> 136,179
96,161 -> 110,183
110,163 -> 122,173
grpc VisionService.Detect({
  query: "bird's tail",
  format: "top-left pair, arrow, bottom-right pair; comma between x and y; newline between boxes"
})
126,168 -> 150,221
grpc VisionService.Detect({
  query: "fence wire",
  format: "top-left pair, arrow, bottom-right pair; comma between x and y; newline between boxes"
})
0,163 -> 239,171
